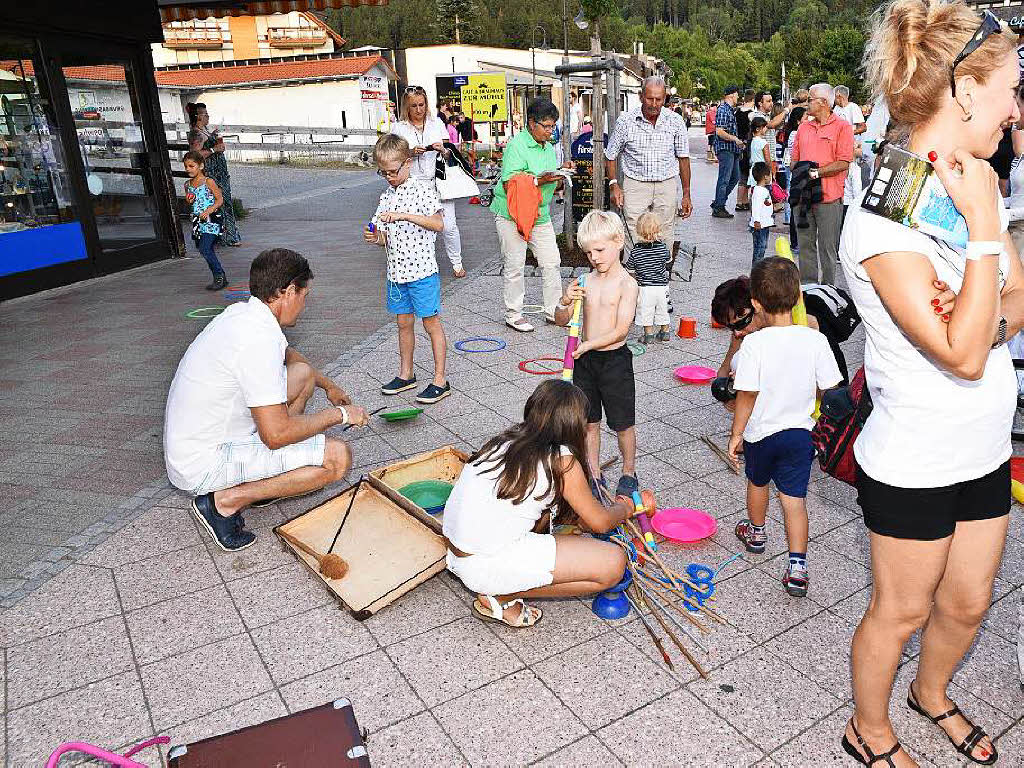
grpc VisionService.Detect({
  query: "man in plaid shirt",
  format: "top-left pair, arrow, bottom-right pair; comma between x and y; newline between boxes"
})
605,76 -> 693,252
712,85 -> 745,218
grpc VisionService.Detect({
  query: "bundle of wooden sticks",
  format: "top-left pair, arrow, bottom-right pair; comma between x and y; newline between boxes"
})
607,518 -> 727,679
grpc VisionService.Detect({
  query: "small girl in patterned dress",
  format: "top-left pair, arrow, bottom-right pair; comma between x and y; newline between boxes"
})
363,134 -> 452,405
183,151 -> 227,290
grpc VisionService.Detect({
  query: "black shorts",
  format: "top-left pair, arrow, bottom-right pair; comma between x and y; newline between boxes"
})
574,346 -> 635,432
856,461 -> 1011,541
739,145 -> 752,182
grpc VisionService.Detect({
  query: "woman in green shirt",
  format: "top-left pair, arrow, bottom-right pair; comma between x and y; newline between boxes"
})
493,99 -> 572,332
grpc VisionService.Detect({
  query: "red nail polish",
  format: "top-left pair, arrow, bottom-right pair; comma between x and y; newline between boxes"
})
943,314 -> 950,321
935,306 -> 942,313
932,298 -> 940,306
928,151 -> 938,162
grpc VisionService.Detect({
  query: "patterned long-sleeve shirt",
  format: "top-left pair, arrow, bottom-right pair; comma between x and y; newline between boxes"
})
605,107 -> 689,182
714,101 -> 742,156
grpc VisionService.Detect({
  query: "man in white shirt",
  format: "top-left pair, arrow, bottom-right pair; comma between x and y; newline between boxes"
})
832,86 -> 866,135
164,248 -> 370,551
605,76 -> 693,251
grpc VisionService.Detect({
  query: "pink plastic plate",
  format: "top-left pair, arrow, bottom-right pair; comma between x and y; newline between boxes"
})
651,507 -> 718,543
674,365 -> 716,384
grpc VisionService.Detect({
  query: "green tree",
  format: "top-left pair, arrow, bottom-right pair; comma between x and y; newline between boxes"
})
435,0 -> 483,44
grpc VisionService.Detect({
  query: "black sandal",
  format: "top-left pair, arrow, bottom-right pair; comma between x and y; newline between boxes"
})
907,681 -> 997,765
841,718 -> 903,766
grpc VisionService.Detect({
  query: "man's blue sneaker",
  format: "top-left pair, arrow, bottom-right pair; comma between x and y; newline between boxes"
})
615,474 -> 640,497
191,493 -> 256,552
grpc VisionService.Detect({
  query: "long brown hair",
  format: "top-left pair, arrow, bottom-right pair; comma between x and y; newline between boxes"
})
470,380 -> 591,511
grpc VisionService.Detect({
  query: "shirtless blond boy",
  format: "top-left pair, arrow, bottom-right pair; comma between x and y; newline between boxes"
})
555,211 -> 640,499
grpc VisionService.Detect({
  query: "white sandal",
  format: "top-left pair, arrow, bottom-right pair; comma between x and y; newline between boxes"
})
472,596 -> 542,628
505,316 -> 535,333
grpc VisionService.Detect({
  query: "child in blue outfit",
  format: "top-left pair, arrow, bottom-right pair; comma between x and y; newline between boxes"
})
364,134 -> 451,404
183,150 -> 227,290
727,257 -> 841,597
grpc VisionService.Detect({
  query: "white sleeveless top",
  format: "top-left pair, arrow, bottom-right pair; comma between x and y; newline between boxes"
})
839,193 -> 1016,488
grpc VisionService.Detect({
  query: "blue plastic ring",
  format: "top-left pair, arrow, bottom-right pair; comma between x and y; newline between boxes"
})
454,336 -> 507,353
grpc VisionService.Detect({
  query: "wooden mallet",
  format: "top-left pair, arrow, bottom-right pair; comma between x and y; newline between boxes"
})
278,530 -> 349,580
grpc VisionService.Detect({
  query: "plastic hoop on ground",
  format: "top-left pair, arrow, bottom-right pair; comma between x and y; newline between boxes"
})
224,284 -> 249,292
626,342 -> 646,356
521,304 -> 545,315
518,357 -> 563,375
186,307 -> 225,319
454,336 -> 507,353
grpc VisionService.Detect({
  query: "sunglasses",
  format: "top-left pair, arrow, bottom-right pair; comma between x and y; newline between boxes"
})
404,85 -> 426,94
726,310 -> 755,332
951,10 -> 1002,98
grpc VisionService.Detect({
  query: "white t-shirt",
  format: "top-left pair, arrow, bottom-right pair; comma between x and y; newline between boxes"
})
164,297 -> 288,491
733,325 -> 842,443
443,443 -> 573,556
372,178 -> 441,283
749,184 -> 774,228
748,135 -> 770,186
839,196 -> 1017,487
391,117 -> 449,181
833,102 -> 865,130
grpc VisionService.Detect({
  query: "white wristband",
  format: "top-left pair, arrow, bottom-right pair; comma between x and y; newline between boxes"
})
337,406 -> 349,425
965,241 -> 1002,261
608,178 -> 618,185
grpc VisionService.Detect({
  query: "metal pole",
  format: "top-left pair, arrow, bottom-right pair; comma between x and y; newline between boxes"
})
591,20 -> 605,211
532,46 -> 537,95
562,0 -> 574,248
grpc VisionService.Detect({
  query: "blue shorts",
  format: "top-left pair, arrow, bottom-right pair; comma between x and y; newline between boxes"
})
743,428 -> 814,498
386,273 -> 441,318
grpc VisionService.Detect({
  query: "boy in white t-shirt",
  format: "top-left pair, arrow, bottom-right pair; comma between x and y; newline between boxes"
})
749,162 -> 774,266
727,257 -> 842,597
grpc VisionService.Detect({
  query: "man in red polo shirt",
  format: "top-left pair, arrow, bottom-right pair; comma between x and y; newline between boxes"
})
792,82 -> 854,284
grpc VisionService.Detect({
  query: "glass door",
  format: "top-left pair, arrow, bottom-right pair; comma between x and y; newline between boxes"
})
57,52 -> 165,261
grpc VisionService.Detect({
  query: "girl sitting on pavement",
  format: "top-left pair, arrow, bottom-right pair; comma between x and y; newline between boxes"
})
442,380 -> 651,628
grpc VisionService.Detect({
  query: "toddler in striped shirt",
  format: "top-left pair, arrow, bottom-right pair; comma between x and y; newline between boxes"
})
625,212 -> 671,344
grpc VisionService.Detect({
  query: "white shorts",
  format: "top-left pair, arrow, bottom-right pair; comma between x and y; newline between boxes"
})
446,531 -> 556,595
635,285 -> 670,327
191,434 -> 326,495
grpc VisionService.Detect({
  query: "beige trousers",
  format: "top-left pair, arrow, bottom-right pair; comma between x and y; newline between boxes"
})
496,216 -> 562,320
622,176 -> 679,247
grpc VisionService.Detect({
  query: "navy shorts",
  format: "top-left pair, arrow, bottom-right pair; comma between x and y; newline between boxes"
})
387,273 -> 441,318
743,428 -> 814,498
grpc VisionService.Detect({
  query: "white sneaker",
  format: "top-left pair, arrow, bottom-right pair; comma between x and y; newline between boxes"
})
506,315 -> 535,332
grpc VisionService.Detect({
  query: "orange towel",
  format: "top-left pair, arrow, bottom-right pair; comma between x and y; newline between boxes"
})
506,173 -> 543,241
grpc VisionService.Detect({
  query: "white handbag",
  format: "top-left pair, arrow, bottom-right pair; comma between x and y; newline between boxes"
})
435,161 -> 479,201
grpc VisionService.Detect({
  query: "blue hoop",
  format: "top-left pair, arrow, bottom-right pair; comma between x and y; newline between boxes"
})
454,336 -> 507,353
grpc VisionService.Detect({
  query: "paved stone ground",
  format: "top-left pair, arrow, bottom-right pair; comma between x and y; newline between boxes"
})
0,135 -> 1021,766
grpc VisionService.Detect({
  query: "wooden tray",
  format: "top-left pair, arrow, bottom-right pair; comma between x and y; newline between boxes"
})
368,445 -> 469,533
168,697 -> 369,767
275,481 -> 446,620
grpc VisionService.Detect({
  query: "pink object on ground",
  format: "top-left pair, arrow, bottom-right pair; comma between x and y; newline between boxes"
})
46,736 -> 169,768
651,507 -> 718,542
674,365 -> 716,384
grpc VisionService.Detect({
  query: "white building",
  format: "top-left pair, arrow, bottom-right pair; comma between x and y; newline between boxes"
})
400,44 -> 645,143
158,55 -> 395,133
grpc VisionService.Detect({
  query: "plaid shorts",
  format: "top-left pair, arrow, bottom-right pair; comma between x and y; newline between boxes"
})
191,433 -> 326,495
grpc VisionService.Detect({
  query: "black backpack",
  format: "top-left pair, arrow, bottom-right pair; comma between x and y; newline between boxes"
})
803,284 -> 861,343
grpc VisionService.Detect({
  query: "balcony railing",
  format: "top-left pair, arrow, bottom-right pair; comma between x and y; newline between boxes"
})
163,27 -> 229,49
267,28 -> 328,48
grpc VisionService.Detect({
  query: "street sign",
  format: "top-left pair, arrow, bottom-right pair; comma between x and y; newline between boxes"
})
460,73 -> 507,123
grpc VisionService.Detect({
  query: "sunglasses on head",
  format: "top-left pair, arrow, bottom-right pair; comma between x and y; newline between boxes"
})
951,10 -> 1003,98
404,85 -> 426,94
726,310 -> 754,332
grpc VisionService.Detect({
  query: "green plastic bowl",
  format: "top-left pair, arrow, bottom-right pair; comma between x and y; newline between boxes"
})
398,480 -> 454,515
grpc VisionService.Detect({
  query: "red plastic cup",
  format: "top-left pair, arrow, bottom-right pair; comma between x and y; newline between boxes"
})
677,316 -> 697,338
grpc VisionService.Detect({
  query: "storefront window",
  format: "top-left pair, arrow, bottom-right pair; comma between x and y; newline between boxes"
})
1,35 -> 86,276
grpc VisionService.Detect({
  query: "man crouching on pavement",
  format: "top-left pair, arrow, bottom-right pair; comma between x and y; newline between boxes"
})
164,247 -> 369,551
